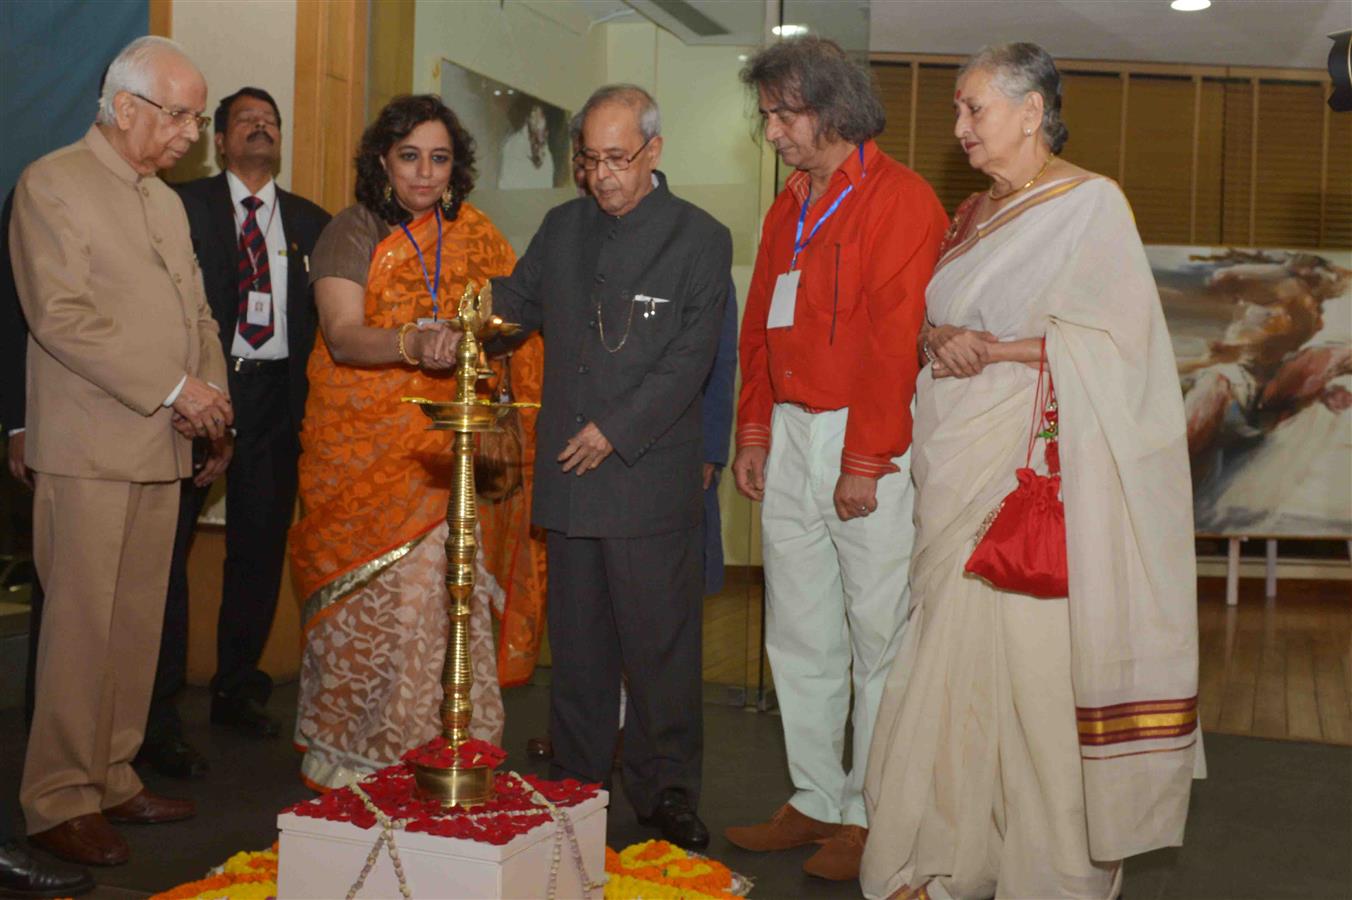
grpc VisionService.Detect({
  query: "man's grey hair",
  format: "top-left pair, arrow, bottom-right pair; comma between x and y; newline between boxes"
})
577,84 -> 661,141
959,43 -> 1070,154
741,36 -> 885,143
96,35 -> 197,125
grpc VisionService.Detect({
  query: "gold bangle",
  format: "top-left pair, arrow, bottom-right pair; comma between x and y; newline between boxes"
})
397,322 -> 421,366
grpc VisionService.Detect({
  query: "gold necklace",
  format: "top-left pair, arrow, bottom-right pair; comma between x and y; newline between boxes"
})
597,296 -> 636,353
988,154 -> 1055,201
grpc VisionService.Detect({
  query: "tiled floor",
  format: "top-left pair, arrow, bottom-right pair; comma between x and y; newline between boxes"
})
1,680 -> 1349,899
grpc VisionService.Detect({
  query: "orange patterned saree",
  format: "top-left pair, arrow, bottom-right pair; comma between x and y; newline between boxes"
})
289,204 -> 516,788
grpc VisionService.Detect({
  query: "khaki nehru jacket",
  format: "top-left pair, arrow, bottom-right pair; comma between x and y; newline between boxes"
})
9,126 -> 226,482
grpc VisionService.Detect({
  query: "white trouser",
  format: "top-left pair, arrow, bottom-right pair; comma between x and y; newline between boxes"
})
761,403 -> 916,827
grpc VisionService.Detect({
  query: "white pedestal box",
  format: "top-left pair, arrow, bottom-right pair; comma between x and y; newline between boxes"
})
276,791 -> 608,900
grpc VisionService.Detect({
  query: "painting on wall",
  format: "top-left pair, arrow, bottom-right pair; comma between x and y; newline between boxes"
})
1148,246 -> 1352,538
439,60 -> 574,191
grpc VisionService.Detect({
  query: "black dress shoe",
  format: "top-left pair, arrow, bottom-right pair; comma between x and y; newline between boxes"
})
210,696 -> 280,738
135,735 -> 209,779
0,839 -> 96,897
636,789 -> 710,850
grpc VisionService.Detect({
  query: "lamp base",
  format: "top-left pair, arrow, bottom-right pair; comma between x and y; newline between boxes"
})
413,762 -> 495,809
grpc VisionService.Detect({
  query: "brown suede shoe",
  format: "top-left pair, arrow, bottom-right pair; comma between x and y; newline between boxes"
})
103,789 -> 195,824
29,813 -> 129,867
802,824 -> 867,881
724,803 -> 842,852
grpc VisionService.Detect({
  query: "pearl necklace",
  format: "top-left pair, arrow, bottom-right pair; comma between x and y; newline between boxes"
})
988,154 -> 1055,202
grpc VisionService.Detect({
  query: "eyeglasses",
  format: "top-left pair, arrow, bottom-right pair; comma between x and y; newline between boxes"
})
573,137 -> 653,172
131,93 -> 211,131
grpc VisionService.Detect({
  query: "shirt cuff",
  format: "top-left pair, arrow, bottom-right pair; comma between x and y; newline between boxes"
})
841,449 -> 900,479
736,423 -> 771,451
8,427 -> 24,436
163,375 -> 188,407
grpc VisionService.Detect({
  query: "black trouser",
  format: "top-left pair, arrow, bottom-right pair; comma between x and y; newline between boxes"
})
545,526 -> 704,817
211,365 -> 298,703
27,478 -> 199,743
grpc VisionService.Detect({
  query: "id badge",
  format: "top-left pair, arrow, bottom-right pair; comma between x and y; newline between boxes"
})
246,291 -> 272,326
767,270 -> 800,329
415,317 -> 440,328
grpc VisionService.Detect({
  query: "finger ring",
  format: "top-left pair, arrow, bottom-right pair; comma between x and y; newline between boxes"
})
858,506 -> 868,513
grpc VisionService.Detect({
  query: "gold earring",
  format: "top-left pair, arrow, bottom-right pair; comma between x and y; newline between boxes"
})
383,184 -> 392,202
441,188 -> 453,210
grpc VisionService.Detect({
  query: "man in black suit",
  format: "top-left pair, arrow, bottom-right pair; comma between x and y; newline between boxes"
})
172,87 -> 329,738
489,85 -> 731,850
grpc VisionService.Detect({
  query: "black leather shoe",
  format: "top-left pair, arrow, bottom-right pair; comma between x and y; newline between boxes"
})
0,839 -> 96,897
637,789 -> 709,850
135,735 -> 209,779
210,696 -> 280,738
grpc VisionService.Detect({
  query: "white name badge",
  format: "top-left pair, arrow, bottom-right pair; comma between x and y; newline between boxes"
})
415,317 -> 440,328
246,291 -> 272,326
767,270 -> 800,329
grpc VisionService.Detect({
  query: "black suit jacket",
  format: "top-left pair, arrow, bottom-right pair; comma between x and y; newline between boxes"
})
1,190 -> 28,433
491,172 -> 732,538
172,173 -> 330,429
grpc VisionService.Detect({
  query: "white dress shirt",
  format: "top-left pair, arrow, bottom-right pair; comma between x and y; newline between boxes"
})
227,170 -> 289,360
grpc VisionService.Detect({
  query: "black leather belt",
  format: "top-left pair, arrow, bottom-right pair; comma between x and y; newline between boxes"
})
231,356 -> 288,375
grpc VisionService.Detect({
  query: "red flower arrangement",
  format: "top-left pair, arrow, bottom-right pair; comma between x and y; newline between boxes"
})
280,759 -> 600,846
401,737 -> 509,770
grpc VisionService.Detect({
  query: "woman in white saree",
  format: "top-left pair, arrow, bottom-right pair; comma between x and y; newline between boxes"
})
860,44 -> 1203,900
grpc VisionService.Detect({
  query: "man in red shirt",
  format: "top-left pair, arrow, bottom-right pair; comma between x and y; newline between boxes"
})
726,37 -> 947,881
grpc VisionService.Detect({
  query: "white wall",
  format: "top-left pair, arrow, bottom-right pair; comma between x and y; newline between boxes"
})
169,0 -> 298,187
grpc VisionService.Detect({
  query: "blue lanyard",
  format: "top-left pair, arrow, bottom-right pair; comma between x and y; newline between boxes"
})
400,213 -> 443,320
790,144 -> 866,271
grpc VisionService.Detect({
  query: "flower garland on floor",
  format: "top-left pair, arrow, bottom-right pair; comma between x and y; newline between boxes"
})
151,839 -> 754,900
149,846 -> 278,900
604,840 -> 752,899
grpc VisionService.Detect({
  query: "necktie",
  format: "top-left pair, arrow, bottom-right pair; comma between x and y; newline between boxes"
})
237,195 -> 273,348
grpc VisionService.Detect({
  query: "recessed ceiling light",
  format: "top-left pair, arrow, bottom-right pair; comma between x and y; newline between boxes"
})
772,24 -> 808,37
1170,0 -> 1210,10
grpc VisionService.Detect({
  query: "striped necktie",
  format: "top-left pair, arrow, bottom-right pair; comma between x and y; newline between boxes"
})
237,195 -> 273,348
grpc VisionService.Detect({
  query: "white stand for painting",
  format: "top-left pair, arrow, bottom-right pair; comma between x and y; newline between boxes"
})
1225,537 -> 1281,606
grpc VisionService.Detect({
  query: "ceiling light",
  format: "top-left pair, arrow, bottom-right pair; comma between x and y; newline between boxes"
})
1170,0 -> 1210,10
772,24 -> 808,37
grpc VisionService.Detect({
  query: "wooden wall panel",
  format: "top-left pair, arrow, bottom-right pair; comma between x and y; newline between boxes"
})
1059,72 -> 1124,185
292,0 -> 368,213
368,0 -> 415,117
913,64 -> 984,214
1123,76 -> 1194,244
873,62 -> 912,170
1324,97 -> 1352,248
1194,80 -> 1226,244
149,0 -> 171,37
1219,80 -> 1255,245
871,55 -> 1346,250
1254,82 -> 1324,249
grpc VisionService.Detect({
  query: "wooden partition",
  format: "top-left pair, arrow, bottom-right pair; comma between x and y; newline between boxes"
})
292,0 -> 369,212
871,54 -> 1349,250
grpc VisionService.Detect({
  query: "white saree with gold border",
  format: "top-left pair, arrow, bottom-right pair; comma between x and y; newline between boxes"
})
860,176 -> 1202,900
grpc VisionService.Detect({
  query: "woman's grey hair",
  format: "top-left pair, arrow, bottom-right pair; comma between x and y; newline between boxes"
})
96,35 -> 195,125
577,84 -> 661,141
959,42 -> 1069,154
740,36 -> 885,144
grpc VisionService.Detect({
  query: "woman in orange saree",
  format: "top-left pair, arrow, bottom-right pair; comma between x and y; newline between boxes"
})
289,95 -> 515,790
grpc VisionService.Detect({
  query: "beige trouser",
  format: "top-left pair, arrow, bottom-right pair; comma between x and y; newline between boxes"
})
22,474 -> 178,834
761,404 -> 916,828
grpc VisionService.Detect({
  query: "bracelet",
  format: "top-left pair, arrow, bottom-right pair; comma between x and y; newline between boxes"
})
397,322 -> 421,366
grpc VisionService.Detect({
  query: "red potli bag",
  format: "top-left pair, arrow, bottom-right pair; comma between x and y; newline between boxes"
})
964,337 -> 1068,598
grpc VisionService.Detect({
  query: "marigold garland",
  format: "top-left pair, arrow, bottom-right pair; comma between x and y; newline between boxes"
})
604,840 -> 746,899
150,846 -> 278,900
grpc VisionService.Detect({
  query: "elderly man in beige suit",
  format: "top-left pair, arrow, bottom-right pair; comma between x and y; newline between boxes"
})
9,35 -> 233,868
